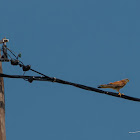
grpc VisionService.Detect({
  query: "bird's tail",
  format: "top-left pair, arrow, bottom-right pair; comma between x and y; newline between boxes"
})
98,84 -> 110,88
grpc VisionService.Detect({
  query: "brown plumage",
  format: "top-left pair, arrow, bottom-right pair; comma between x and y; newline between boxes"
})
98,79 -> 129,96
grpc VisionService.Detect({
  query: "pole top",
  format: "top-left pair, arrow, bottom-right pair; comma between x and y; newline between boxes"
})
0,37 -> 9,45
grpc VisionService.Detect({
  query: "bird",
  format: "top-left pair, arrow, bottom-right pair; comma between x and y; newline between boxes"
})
98,79 -> 129,97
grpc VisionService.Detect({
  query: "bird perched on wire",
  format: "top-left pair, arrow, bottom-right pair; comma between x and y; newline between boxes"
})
98,79 -> 129,97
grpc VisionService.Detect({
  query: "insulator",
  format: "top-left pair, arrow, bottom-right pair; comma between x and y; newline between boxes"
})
28,77 -> 34,83
22,65 -> 31,71
11,59 -> 19,65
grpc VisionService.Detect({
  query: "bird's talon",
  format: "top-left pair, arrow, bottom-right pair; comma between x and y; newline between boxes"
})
118,92 -> 122,97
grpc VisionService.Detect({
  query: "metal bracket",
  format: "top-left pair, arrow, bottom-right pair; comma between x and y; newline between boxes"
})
0,38 -> 9,45
0,58 -> 10,62
0,37 -> 10,62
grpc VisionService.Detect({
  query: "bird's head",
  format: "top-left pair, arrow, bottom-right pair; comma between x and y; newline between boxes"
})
124,78 -> 129,83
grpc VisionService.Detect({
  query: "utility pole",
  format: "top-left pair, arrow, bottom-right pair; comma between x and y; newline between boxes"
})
0,55 -> 6,140
0,38 -> 9,140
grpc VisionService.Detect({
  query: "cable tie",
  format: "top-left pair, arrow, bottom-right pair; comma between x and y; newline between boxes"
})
53,77 -> 56,82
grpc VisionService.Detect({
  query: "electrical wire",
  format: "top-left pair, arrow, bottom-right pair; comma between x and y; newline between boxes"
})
1,46 -> 140,102
0,72 -> 140,102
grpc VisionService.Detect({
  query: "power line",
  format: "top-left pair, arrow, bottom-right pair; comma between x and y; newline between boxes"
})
0,73 -> 140,102
1,39 -> 140,102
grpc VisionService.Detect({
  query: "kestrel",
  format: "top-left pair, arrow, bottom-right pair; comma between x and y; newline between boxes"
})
98,79 -> 129,96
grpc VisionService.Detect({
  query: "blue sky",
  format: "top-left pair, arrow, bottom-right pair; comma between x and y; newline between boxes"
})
1,0 -> 140,139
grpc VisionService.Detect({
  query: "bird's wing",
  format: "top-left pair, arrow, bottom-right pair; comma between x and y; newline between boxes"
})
98,83 -> 121,88
98,79 -> 128,89
109,80 -> 125,87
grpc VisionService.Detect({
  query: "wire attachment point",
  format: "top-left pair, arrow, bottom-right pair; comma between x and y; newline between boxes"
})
52,77 -> 56,82
28,76 -> 34,83
22,65 -> 31,71
11,59 -> 19,65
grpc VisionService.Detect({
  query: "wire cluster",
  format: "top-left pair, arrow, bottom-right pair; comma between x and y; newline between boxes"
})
0,44 -> 140,102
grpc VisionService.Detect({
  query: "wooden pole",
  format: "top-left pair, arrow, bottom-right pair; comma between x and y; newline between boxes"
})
0,49 -> 6,140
